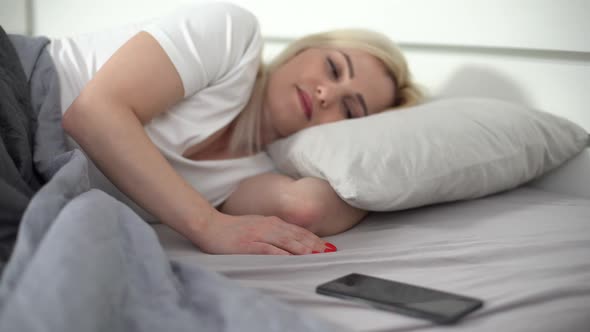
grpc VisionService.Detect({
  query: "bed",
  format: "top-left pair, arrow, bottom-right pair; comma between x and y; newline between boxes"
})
144,0 -> 590,330
3,0 -> 589,331
155,151 -> 590,331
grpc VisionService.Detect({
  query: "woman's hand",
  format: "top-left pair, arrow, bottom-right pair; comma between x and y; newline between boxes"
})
191,211 -> 335,255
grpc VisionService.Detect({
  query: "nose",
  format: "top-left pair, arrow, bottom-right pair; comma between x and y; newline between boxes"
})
316,84 -> 343,109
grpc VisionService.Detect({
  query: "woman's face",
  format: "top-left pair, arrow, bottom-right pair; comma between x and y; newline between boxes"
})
263,47 -> 397,138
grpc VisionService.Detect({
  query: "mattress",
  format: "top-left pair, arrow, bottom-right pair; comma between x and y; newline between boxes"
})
154,186 -> 590,331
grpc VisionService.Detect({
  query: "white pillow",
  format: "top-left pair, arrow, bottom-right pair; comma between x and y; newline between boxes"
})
266,98 -> 589,211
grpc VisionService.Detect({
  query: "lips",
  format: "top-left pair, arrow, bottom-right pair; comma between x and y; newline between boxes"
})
296,86 -> 313,120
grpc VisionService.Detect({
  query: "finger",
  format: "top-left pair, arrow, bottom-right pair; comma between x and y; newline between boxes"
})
265,233 -> 315,255
247,242 -> 291,256
267,220 -> 319,254
265,217 -> 330,254
282,223 -> 328,253
255,217 -> 312,254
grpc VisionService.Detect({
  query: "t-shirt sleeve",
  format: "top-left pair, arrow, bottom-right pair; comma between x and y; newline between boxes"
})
142,2 -> 261,98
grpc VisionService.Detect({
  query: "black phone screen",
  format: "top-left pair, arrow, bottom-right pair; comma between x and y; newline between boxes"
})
316,273 -> 483,324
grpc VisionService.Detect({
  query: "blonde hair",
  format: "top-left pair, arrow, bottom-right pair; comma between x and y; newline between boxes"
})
229,29 -> 424,155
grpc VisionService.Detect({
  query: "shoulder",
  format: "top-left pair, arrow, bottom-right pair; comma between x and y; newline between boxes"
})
174,1 -> 259,34
206,2 -> 258,22
150,1 -> 262,62
145,1 -> 261,46
143,1 -> 262,96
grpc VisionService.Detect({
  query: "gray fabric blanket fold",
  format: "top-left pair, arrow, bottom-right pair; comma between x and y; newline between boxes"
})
0,26 -> 48,268
0,31 -> 345,332
0,151 -> 343,332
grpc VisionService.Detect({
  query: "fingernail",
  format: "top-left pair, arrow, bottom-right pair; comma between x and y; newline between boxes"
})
325,242 -> 337,251
311,251 -> 320,254
323,242 -> 337,253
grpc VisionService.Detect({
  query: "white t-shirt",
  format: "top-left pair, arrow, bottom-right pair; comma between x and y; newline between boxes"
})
47,2 -> 276,221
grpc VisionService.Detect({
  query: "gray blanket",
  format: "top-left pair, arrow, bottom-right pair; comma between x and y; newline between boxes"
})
0,30 -> 345,332
0,27 -> 46,268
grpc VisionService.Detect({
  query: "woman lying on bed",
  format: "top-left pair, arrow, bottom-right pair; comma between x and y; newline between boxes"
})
57,2 -> 422,255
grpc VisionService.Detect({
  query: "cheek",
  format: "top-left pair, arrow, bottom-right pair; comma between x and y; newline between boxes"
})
266,74 -> 289,108
263,79 -> 297,136
285,56 -> 323,85
315,109 -> 344,125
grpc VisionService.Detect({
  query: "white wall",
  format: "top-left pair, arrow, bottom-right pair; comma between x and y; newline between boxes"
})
34,0 -> 590,52
1,0 -> 30,34
31,0 -> 590,131
33,0 -> 192,37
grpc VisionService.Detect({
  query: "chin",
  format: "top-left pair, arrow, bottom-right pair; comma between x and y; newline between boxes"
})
265,91 -> 302,138
277,124 -> 298,139
269,110 -> 298,139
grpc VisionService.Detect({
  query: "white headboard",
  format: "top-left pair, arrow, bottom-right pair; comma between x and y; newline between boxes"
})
34,0 -> 590,132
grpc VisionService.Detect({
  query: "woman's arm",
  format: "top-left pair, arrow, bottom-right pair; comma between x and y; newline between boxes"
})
63,32 -> 326,255
220,173 -> 368,236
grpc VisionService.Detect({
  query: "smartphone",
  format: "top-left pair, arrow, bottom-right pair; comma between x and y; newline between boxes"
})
316,273 -> 483,324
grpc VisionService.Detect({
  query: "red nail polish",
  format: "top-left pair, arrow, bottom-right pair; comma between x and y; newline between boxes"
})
325,242 -> 337,251
323,248 -> 336,253
311,251 -> 320,254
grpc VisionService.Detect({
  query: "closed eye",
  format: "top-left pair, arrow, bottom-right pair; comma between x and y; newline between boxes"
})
327,57 -> 339,80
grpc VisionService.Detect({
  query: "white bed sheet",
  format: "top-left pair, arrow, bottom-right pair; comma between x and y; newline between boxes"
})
154,186 -> 590,332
